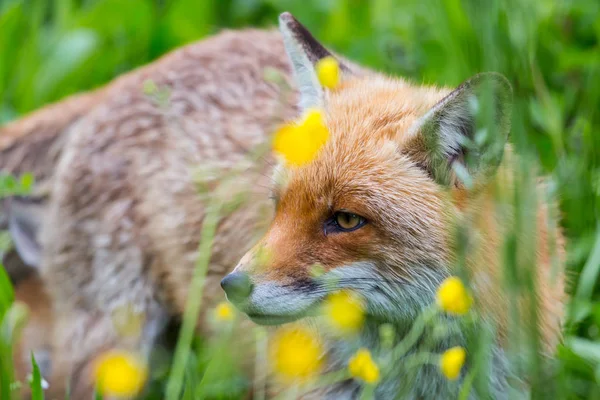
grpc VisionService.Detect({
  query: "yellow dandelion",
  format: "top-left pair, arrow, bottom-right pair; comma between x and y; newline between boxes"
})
273,108 -> 329,167
436,276 -> 473,315
323,290 -> 365,335
439,346 -> 466,380
348,348 -> 380,384
93,350 -> 148,397
269,325 -> 323,383
215,301 -> 234,321
316,56 -> 340,89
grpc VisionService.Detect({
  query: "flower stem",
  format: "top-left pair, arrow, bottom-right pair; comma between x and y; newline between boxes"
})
458,368 -> 476,400
165,202 -> 221,400
389,307 -> 439,364
359,384 -> 375,400
254,327 -> 268,400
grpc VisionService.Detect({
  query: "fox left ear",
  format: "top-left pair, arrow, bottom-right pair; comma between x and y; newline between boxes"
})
405,73 -> 513,187
279,12 -> 361,110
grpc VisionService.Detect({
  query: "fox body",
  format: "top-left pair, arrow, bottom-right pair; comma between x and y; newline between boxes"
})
222,13 -> 566,399
1,28 -> 297,397
1,12 -> 564,400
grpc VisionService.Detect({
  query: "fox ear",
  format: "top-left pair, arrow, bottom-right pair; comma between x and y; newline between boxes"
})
405,73 -> 512,186
279,12 -> 358,110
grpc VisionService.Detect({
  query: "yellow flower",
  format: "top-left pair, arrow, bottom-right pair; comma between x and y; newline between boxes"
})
316,56 -> 340,89
215,301 -> 234,321
273,109 -> 329,167
269,325 -> 323,383
348,348 -> 380,384
440,346 -> 466,380
93,350 -> 148,397
323,290 -> 365,335
436,276 -> 473,315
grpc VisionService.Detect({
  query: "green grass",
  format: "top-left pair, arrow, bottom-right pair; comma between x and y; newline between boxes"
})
0,175 -> 35,399
1,0 -> 599,399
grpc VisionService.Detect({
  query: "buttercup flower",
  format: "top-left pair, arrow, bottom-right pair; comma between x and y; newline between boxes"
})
323,290 -> 365,335
436,276 -> 473,315
273,109 -> 329,166
269,325 -> 323,382
348,348 -> 380,384
93,350 -> 148,397
316,56 -> 340,89
439,346 -> 466,380
215,301 -> 234,321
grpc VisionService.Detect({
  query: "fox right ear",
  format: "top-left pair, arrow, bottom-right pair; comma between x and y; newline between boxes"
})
279,12 -> 358,110
405,73 -> 512,187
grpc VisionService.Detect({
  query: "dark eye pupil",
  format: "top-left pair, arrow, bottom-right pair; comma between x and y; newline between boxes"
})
337,212 -> 357,228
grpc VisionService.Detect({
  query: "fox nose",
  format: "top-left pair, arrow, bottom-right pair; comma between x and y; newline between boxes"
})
221,272 -> 253,303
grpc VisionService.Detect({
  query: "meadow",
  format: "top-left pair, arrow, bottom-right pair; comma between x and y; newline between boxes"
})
0,0 -> 599,399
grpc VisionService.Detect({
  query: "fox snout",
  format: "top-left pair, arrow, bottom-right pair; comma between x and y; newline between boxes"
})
220,271 -> 254,304
220,244 -> 329,326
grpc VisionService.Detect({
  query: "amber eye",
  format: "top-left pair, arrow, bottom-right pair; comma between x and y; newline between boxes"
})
324,211 -> 367,235
334,211 -> 366,231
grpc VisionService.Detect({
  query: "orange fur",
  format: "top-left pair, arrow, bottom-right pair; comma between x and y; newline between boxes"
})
240,74 -> 565,353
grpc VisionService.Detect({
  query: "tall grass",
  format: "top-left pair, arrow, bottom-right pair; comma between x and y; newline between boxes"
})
1,0 -> 599,399
0,174 -> 36,398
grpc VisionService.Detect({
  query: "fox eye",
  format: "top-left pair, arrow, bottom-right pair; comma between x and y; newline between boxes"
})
324,211 -> 367,234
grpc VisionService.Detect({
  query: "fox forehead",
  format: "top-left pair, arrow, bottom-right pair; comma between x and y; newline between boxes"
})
273,75 -> 453,223
326,76 -> 450,145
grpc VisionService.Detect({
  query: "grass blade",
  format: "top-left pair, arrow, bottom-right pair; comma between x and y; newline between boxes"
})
165,202 -> 221,400
30,353 -> 44,400
0,263 -> 14,321
575,227 -> 600,301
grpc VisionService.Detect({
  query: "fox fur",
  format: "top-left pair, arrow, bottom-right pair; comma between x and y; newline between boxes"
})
1,12 -> 565,400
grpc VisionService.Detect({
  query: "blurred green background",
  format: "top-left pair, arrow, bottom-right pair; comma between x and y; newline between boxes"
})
1,0 -> 599,398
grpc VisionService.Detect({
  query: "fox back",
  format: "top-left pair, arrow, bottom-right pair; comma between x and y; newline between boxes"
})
1,28 -> 300,398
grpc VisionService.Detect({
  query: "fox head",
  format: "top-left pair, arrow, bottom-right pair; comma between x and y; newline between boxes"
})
221,12 -> 512,326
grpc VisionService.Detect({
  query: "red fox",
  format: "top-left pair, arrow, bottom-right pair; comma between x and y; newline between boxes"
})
221,12 -> 566,399
1,11 -> 564,399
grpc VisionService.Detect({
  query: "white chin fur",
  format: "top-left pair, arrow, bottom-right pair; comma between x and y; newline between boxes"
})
239,280 -> 323,317
237,262 -> 381,319
238,261 -> 446,324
